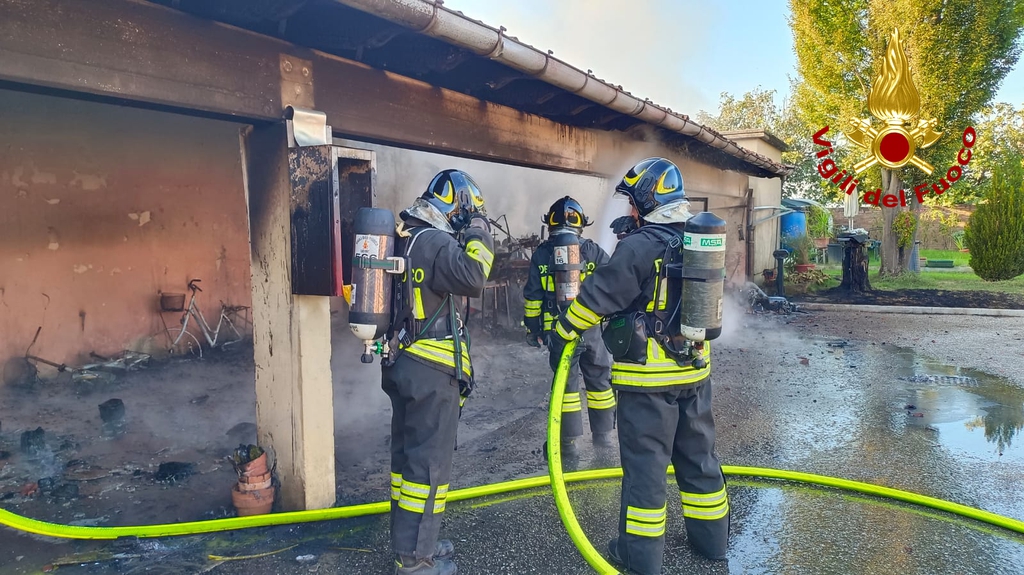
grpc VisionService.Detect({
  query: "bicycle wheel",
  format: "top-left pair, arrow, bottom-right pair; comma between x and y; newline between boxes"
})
165,328 -> 203,359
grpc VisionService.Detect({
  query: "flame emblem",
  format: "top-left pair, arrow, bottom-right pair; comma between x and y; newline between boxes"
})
845,28 -> 941,174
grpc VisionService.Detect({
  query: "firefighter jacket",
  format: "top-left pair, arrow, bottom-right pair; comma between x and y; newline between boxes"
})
391,223 -> 495,381
554,224 -> 712,392
523,235 -> 609,334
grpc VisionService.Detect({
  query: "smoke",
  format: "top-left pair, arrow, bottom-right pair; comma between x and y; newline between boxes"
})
337,138 -> 614,242
715,290 -> 748,347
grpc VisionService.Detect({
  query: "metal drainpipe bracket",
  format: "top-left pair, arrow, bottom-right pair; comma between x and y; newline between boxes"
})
484,26 -> 506,59
285,106 -> 331,148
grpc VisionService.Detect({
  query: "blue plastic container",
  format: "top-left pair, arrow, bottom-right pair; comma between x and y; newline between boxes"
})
780,209 -> 807,250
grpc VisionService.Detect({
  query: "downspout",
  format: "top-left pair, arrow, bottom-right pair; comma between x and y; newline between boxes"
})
333,0 -> 793,178
745,187 -> 754,280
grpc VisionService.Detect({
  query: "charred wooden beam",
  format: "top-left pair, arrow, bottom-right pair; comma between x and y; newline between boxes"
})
569,102 -> 596,116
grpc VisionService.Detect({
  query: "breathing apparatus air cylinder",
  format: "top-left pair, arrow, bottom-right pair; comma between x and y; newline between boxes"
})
350,207 -> 404,363
551,231 -> 584,308
679,212 -> 727,342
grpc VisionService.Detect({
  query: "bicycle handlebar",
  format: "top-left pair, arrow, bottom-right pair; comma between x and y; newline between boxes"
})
188,279 -> 203,292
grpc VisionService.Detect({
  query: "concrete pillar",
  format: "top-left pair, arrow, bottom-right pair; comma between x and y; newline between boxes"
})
240,122 -> 336,511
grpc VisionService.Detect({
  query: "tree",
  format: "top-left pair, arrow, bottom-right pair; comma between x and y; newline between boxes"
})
695,87 -> 825,201
964,102 -> 1024,201
964,159 -> 1024,281
790,0 -> 1024,276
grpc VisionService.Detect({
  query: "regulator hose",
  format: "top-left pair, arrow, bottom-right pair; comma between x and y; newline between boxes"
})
0,340 -> 1021,570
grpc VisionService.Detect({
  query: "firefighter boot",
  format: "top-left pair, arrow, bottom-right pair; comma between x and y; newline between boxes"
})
608,538 -> 659,575
395,556 -> 457,575
434,539 -> 454,560
593,431 -> 614,448
542,438 -> 579,459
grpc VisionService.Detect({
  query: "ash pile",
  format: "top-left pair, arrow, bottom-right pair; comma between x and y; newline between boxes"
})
730,281 -> 800,316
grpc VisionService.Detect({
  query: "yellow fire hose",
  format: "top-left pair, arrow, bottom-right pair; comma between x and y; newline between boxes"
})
543,339 -> 1024,574
0,338 -> 1022,573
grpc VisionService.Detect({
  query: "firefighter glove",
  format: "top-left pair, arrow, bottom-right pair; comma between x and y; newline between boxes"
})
527,332 -> 543,348
610,214 -> 638,237
467,214 -> 491,233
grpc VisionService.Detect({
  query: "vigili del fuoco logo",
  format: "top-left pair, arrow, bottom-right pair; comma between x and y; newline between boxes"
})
812,28 -> 976,208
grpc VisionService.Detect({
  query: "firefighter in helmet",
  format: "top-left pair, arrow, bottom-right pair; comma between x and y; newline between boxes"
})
382,169 -> 494,575
551,158 -> 729,573
523,196 -> 616,454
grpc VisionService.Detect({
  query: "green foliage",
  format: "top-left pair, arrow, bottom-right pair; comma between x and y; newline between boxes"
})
789,235 -> 817,265
892,211 -> 918,248
789,0 -> 1024,207
952,230 -> 967,250
806,205 -> 833,238
695,87 -> 823,201
921,207 -> 962,248
960,104 -> 1024,203
964,161 -> 1024,280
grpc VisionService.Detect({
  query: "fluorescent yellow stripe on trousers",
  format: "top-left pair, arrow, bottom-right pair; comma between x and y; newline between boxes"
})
465,240 -> 494,278
562,392 -> 582,413
625,505 -> 667,537
390,472 -> 402,501
398,480 -> 431,514
681,487 -> 729,520
433,484 -> 449,514
586,389 -> 615,410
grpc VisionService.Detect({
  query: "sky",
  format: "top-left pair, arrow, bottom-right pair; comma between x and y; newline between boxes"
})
443,0 -> 1024,118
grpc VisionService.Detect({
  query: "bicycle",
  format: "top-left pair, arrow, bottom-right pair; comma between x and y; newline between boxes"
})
160,279 -> 250,359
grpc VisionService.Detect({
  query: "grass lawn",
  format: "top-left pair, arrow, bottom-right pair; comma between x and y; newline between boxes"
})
920,249 -> 971,267
868,270 -> 1024,295
785,266 -> 1024,297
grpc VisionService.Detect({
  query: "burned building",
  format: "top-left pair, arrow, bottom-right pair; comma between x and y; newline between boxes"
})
0,0 -> 791,508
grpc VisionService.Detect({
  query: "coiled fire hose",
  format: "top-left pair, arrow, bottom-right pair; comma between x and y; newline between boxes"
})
0,339 -> 1021,574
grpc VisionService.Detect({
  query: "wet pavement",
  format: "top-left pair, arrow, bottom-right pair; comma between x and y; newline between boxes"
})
2,313 -> 1024,574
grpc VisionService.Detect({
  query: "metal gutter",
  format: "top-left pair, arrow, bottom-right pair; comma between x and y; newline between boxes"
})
333,0 -> 793,178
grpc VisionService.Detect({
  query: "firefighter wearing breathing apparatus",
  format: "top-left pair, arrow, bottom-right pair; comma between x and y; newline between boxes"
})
372,169 -> 494,575
523,196 -> 615,455
551,158 -> 730,573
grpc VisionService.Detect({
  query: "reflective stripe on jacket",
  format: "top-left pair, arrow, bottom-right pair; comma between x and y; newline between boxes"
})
554,224 -> 711,392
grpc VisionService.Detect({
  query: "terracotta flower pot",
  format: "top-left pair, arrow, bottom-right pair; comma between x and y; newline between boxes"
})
238,453 -> 268,477
813,237 -> 830,249
238,471 -> 272,492
232,484 -> 275,516
795,264 -> 815,273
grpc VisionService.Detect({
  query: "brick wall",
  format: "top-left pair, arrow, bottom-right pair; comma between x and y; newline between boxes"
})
830,205 -> 976,250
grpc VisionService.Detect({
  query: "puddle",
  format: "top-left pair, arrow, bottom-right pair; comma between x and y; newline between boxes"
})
887,347 -> 1024,461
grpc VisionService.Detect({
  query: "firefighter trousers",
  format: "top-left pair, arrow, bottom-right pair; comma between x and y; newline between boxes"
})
612,379 -> 729,575
382,355 -> 460,559
548,326 -> 616,439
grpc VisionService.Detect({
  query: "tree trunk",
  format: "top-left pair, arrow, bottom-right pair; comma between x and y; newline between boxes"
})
841,242 -> 872,292
879,169 -> 905,277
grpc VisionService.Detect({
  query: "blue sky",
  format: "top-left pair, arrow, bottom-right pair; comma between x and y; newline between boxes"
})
444,0 -> 1024,117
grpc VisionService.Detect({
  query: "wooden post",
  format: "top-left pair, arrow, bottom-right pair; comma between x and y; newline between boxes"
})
240,122 -> 336,511
840,241 -> 872,293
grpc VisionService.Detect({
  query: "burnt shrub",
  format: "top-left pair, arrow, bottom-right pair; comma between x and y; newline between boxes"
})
965,159 -> 1024,281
